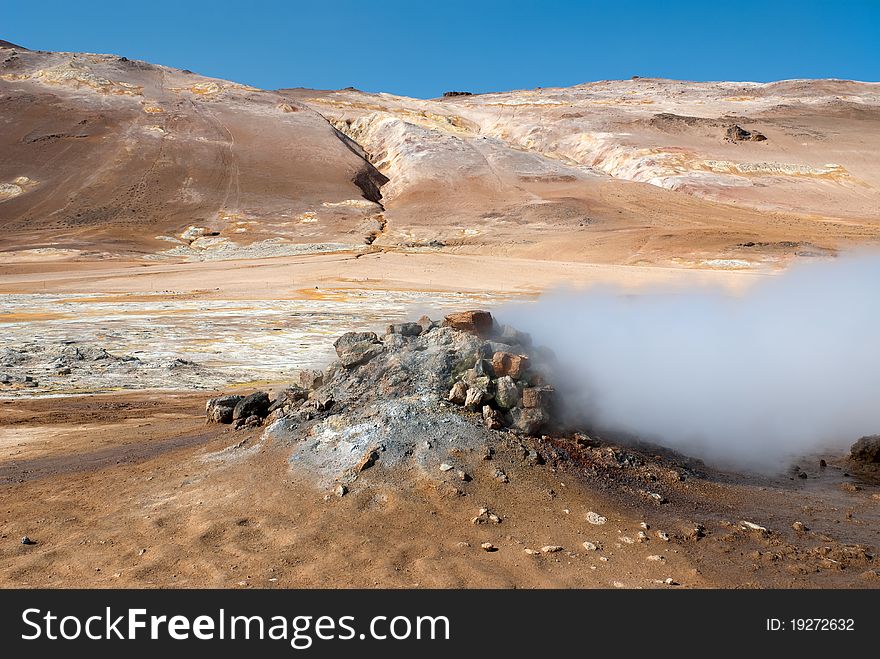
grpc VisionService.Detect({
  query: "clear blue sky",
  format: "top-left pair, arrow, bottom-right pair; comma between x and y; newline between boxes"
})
5,0 -> 879,97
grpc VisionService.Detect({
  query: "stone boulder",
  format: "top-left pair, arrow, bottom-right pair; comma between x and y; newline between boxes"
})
448,380 -> 468,405
726,124 -> 767,142
268,386 -> 309,413
442,310 -> 494,337
522,386 -> 553,409
417,315 -> 438,333
850,435 -> 880,463
206,394 -> 243,424
333,331 -> 384,368
385,322 -> 423,337
483,405 -> 504,430
492,351 -> 529,379
291,368 -> 323,390
464,376 -> 492,410
509,407 -> 547,435
494,375 -> 521,410
232,391 -> 271,421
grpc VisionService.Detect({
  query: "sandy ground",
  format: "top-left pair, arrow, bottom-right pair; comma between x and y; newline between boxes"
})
1,392 -> 877,588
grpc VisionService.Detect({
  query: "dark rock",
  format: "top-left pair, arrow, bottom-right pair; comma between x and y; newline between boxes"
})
474,358 -> 495,378
850,435 -> 880,463
206,395 -> 244,423
443,91 -> 473,97
385,322 -> 423,337
314,394 -> 335,412
726,124 -> 767,142
232,391 -> 270,421
21,536 -> 36,545
509,407 -> 547,435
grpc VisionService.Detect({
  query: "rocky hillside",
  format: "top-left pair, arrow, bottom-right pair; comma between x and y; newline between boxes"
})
3,39 -> 880,266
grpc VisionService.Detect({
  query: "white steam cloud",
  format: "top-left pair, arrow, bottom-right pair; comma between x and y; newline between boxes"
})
498,253 -> 880,472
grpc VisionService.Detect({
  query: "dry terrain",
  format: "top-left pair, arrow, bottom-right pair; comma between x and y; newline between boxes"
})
1,40 -> 878,588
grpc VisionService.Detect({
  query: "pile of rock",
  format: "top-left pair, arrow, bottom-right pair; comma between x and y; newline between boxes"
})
442,311 -> 554,435
206,309 -> 556,438
205,369 -> 324,429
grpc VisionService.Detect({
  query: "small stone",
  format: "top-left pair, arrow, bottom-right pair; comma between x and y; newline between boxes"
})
582,541 -> 598,551
480,542 -> 497,552
448,381 -> 468,405
334,484 -> 348,497
355,449 -> 379,472
663,578 -> 679,586
647,554 -> 665,561
637,531 -> 649,543
488,514 -> 501,524
439,463 -> 454,472
656,531 -> 670,542
457,470 -> 471,482
540,545 -> 564,554
443,310 -> 494,336
619,536 -> 635,545
455,541 -> 470,548
524,548 -> 538,555
792,521 -> 808,533
586,511 -> 607,525
482,405 -> 504,430
491,351 -> 529,379
740,520 -> 768,533
640,522 -> 650,530
138,548 -> 147,556
21,536 -> 36,546
494,376 -> 521,410
493,467 -> 509,483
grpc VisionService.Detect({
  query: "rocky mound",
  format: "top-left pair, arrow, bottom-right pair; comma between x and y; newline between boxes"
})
206,309 -> 564,487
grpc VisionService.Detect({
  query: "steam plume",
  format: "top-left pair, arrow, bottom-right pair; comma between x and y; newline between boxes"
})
498,253 -> 880,471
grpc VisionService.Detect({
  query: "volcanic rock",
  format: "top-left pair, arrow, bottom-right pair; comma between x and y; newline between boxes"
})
483,405 -> 504,430
291,369 -> 324,390
464,377 -> 492,410
850,435 -> 880,463
385,322 -> 423,337
232,391 -> 271,421
206,395 -> 244,424
448,381 -> 468,405
726,124 -> 767,142
442,310 -> 494,337
494,376 -> 521,410
333,332 -> 384,368
491,352 -> 529,379
522,386 -> 553,409
509,406 -> 547,435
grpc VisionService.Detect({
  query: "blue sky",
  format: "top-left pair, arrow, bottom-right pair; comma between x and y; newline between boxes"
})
5,0 -> 879,97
